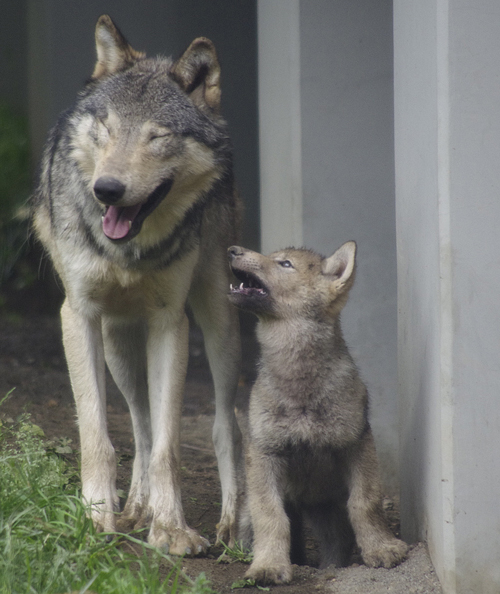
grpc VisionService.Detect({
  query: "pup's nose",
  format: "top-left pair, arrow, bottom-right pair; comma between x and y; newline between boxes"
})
94,176 -> 126,204
228,246 -> 244,260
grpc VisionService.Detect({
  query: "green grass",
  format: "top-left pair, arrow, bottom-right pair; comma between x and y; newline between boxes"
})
217,541 -> 253,565
0,393 -> 214,594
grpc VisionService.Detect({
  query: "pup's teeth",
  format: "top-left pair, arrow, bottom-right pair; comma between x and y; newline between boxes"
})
230,283 -> 234,291
240,283 -> 244,290
128,220 -> 132,230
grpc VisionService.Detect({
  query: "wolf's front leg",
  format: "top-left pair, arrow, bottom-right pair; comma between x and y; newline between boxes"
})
245,445 -> 292,585
102,317 -> 152,532
61,300 -> 118,533
346,430 -> 407,568
190,274 -> 242,547
146,310 -> 209,556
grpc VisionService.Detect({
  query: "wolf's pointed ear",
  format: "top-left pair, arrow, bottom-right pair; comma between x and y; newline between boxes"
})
322,241 -> 357,290
170,38 -> 221,113
92,15 -> 145,80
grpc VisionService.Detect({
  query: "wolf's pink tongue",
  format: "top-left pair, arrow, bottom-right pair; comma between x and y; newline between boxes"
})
102,204 -> 142,239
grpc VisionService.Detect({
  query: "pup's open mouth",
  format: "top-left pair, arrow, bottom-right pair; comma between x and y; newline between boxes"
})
102,178 -> 173,241
230,268 -> 268,297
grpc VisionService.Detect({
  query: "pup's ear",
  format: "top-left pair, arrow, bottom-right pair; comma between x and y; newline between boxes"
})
92,15 -> 145,80
170,38 -> 221,113
322,241 -> 357,290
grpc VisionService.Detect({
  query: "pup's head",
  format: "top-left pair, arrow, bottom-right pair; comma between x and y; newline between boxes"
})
227,241 -> 357,320
70,15 -> 228,244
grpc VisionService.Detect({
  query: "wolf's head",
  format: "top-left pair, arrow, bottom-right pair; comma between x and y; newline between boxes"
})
70,15 -> 230,244
227,242 -> 357,320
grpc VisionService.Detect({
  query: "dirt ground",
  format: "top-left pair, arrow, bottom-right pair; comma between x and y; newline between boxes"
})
0,314 -> 443,593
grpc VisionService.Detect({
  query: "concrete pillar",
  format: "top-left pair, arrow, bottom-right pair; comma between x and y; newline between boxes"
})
395,1 -> 500,592
258,0 -> 398,490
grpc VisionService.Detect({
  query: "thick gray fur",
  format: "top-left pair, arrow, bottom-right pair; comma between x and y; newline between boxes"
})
228,243 -> 407,585
32,15 -> 242,556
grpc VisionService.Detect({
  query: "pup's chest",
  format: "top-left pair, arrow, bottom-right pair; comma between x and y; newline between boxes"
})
249,384 -> 366,452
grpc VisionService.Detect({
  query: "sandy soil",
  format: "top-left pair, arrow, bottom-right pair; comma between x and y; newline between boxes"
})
0,315 -> 442,593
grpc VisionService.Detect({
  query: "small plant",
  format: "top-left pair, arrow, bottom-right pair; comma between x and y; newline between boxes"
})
230,578 -> 270,591
217,540 -> 254,565
0,392 -> 215,594
216,539 -> 270,590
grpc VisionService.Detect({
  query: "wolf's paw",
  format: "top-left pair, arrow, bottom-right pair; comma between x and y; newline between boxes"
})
117,496 -> 152,533
245,561 -> 293,585
91,511 -> 117,535
216,515 -> 237,548
362,538 -> 408,569
85,492 -> 120,534
148,524 -> 210,557
116,509 -> 151,533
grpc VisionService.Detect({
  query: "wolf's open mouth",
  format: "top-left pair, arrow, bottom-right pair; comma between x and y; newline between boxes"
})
230,268 -> 268,297
102,178 -> 173,241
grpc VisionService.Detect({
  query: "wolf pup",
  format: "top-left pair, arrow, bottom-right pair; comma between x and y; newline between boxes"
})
31,15 -> 243,555
228,242 -> 407,584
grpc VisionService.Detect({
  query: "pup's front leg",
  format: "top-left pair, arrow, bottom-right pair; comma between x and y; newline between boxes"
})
61,300 -> 119,532
245,445 -> 292,585
146,310 -> 209,556
347,431 -> 408,568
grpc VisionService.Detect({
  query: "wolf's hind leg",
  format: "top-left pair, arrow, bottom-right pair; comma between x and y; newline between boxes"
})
285,502 -> 307,566
102,317 -> 152,531
61,300 -> 118,533
190,275 -> 242,546
346,431 -> 408,568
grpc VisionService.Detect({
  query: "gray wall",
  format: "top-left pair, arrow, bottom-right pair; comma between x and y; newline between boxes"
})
26,0 -> 259,249
259,0 -> 398,490
0,0 -> 28,114
395,0 -> 500,592
300,0 -> 397,487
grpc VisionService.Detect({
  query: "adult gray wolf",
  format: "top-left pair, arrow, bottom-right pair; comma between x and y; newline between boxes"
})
31,14 -> 243,556
228,242 -> 407,584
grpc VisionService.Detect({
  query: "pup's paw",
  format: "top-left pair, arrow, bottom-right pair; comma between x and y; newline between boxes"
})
362,538 -> 408,568
245,561 -> 293,585
148,524 -> 210,557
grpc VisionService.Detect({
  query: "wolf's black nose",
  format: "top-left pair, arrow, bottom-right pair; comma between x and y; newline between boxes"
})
94,176 -> 126,204
228,246 -> 244,260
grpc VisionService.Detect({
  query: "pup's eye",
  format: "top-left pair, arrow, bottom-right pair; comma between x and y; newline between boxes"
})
279,260 -> 293,268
